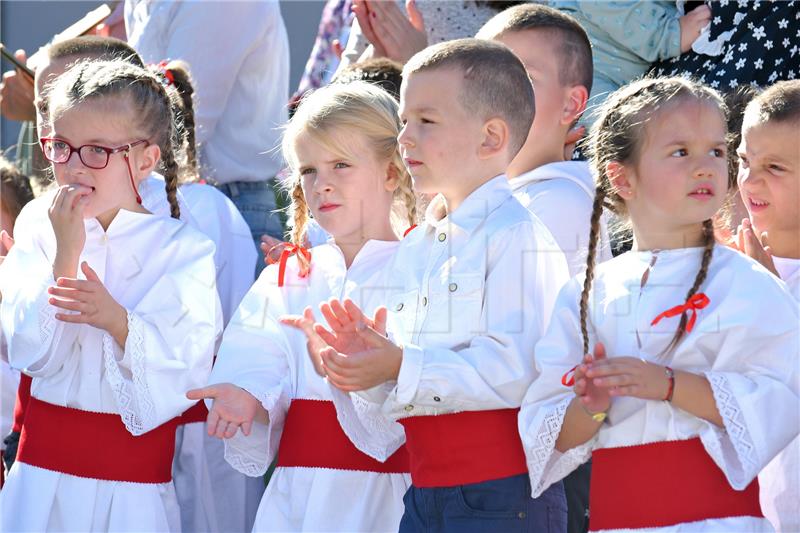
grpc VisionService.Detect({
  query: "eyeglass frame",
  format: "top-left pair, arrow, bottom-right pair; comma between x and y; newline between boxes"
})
39,137 -> 149,170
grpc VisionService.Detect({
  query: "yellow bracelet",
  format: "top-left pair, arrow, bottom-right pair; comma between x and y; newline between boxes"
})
580,403 -> 608,423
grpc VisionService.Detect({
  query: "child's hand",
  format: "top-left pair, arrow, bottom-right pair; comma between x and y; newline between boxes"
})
279,306 -> 333,376
736,218 -> 778,276
361,0 -> 427,63
573,342 -> 612,414
679,4 -> 711,53
318,323 -> 403,392
48,261 -> 128,343
49,184 -> 91,278
186,383 -> 265,439
0,229 -> 14,266
585,354 -> 671,401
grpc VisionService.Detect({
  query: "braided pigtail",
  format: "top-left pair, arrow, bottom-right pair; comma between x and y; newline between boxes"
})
579,187 -> 607,355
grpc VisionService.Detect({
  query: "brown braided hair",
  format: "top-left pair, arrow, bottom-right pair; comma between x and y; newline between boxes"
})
153,60 -> 200,183
45,59 -> 182,219
580,77 -> 727,356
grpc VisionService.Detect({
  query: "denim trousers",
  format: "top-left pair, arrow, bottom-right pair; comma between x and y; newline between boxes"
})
399,474 -> 567,533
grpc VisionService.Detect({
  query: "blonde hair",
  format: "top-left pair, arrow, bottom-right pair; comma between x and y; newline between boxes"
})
581,77 -> 727,356
282,81 -> 417,247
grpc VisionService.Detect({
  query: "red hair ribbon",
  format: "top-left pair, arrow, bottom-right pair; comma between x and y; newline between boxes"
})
155,60 -> 174,86
651,293 -> 710,333
267,242 -> 312,287
403,224 -> 417,238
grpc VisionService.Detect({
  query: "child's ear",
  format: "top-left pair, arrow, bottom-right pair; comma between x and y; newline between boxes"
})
561,85 -> 589,126
478,118 -> 509,160
384,161 -> 401,192
606,161 -> 635,199
134,144 -> 161,177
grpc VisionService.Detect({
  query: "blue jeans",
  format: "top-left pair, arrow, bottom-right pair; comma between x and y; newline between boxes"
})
215,179 -> 284,276
399,474 -> 567,533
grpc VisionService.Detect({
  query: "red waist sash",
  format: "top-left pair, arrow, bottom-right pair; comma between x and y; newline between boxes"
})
589,438 -> 763,531
17,397 -> 178,483
276,399 -> 409,473
178,400 -> 209,425
398,408 -> 528,488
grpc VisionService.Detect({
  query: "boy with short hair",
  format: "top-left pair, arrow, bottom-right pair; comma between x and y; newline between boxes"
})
288,38 -> 569,532
477,4 -> 612,277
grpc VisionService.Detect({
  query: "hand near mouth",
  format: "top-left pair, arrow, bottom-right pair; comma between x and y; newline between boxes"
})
735,218 -> 778,276
50,184 -> 91,279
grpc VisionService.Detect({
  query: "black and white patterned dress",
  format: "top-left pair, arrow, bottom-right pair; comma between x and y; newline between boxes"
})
651,0 -> 799,91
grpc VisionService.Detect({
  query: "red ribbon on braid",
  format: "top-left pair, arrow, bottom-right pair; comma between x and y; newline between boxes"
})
267,242 -> 312,287
155,60 -> 174,86
651,293 -> 710,333
403,225 -> 417,237
562,365 -> 578,387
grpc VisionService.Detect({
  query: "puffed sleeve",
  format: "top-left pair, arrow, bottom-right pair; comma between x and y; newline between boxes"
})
208,266 -> 294,477
101,231 -> 221,436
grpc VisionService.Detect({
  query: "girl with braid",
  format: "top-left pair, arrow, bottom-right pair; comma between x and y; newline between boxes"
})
0,59 -> 221,532
187,82 -> 415,532
518,77 -> 799,532
153,59 -> 262,533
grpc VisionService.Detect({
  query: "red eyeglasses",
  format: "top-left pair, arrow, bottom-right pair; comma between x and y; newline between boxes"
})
40,137 -> 150,204
39,138 -> 149,169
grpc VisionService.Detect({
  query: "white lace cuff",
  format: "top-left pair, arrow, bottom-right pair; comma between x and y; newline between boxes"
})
103,311 -> 157,436
330,384 -> 405,462
702,372 -> 759,489
523,395 -> 594,497
223,383 -> 288,476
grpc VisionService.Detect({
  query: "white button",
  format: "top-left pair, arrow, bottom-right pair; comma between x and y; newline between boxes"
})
433,396 -> 441,402
404,405 -> 414,412
448,283 -> 457,292
437,233 -> 446,242
395,303 -> 404,311
422,297 -> 428,306
102,234 -> 108,245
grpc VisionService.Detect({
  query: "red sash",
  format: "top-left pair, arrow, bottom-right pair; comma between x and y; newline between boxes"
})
17,397 -> 177,483
276,399 -> 409,473
399,408 -> 528,488
11,374 -> 32,433
589,438 -> 763,530
178,400 -> 209,425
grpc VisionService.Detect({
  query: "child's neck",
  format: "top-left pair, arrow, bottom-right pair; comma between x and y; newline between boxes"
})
334,224 -> 397,268
506,140 -> 565,179
762,228 -> 800,259
96,203 -> 150,231
632,225 -> 707,251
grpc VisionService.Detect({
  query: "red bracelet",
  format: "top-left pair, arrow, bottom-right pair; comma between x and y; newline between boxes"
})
663,366 -> 675,402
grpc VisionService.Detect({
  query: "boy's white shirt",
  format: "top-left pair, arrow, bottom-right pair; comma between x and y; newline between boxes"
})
208,240 -> 410,532
508,161 -> 612,277
329,176 -> 570,460
518,245 -> 799,532
0,189 -> 220,532
759,255 -> 800,533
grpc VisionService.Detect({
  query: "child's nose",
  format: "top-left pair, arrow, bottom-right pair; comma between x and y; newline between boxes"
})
398,125 -> 414,147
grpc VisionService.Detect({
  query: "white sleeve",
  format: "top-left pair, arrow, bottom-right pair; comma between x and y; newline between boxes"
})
102,236 -> 220,436
208,270 -> 293,477
517,278 -> 596,497
695,291 -> 800,489
0,205 -> 81,378
163,2 -> 277,142
389,221 -> 569,413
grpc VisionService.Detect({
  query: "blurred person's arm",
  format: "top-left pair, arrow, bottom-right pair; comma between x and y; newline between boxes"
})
0,50 -> 35,122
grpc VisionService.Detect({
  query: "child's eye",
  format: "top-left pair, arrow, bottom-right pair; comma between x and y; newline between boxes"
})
334,162 -> 350,169
671,148 -> 688,157
711,148 -> 726,158
768,164 -> 786,172
299,167 -> 316,176
737,154 -> 749,167
420,118 -> 435,125
52,140 -> 68,151
88,145 -> 107,155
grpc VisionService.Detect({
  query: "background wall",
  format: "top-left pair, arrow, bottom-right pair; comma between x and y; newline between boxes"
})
0,0 -> 325,152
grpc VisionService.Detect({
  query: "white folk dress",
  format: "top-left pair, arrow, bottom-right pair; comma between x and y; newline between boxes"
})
519,246 -> 800,532
0,192 -> 221,532
759,255 -> 800,533
209,240 -> 411,532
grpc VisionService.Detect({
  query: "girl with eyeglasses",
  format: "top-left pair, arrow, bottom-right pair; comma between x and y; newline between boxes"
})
0,58 -> 221,532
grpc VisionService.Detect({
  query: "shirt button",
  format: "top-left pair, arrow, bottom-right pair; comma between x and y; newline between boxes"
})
433,396 -> 440,402
422,296 -> 428,306
448,283 -> 458,292
437,233 -> 446,242
102,234 -> 108,245
518,512 -> 526,519
404,405 -> 414,412
395,303 -> 404,311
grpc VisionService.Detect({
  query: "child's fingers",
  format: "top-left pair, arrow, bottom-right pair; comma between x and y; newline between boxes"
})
56,277 -> 94,290
320,347 -> 355,373
48,286 -> 89,299
609,385 -> 639,397
80,261 -> 101,282
55,312 -> 88,323
206,409 -> 221,435
211,417 -> 229,439
186,385 -> 218,401
223,422 -> 240,439
343,299 -> 369,325
319,302 -> 345,331
329,299 -> 354,328
373,306 -> 388,336
313,323 -> 338,347
241,420 -> 253,437
49,296 -> 90,313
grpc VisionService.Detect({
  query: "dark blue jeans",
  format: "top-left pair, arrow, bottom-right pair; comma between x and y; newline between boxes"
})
399,474 -> 567,533
215,179 -> 284,276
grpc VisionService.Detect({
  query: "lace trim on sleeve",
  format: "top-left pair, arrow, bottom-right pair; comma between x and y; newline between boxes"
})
330,386 -> 405,462
703,372 -> 759,488
525,396 -> 594,496
102,312 -> 156,436
39,302 -> 57,345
